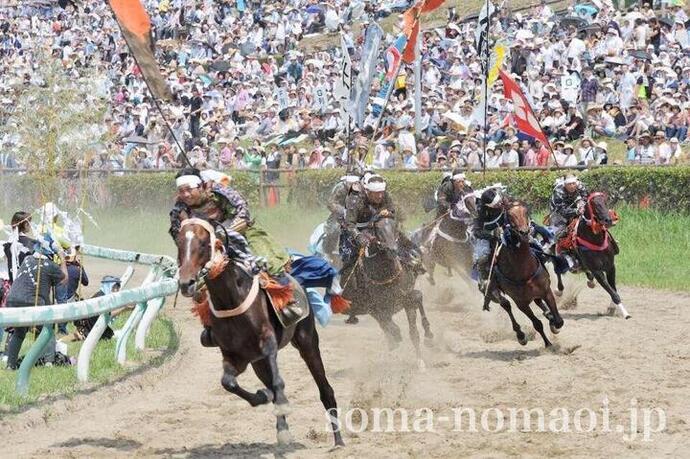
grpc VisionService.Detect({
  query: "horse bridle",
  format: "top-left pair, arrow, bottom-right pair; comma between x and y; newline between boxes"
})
504,202 -> 531,237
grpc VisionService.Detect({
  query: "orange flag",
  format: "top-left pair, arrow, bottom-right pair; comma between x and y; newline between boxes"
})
402,0 -> 445,64
109,0 -> 172,101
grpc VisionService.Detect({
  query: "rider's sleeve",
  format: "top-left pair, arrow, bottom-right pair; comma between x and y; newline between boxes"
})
215,186 -> 251,229
344,197 -> 364,240
437,184 -> 451,213
327,184 -> 347,218
168,202 -> 187,240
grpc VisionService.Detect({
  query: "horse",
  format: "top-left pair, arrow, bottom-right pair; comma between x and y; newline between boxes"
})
341,213 -> 433,368
176,218 -> 344,447
487,200 -> 565,347
413,193 -> 476,285
554,192 -> 630,319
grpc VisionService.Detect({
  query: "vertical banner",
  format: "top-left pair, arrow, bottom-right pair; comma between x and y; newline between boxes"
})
353,23 -> 383,129
333,34 -> 354,128
371,34 -> 407,120
474,0 -> 495,65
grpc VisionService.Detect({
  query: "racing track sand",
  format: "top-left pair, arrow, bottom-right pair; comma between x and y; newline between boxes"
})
1,275 -> 689,458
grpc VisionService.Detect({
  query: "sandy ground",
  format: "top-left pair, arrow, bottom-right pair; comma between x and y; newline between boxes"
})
1,269 -> 689,458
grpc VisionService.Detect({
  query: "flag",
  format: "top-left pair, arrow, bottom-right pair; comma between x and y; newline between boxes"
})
333,34 -> 354,127
354,23 -> 383,128
487,43 -> 507,86
402,0 -> 445,64
474,1 -> 495,65
109,0 -> 172,101
371,35 -> 407,119
498,70 -> 548,144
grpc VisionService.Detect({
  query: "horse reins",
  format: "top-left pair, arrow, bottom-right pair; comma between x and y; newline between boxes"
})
179,218 -> 260,318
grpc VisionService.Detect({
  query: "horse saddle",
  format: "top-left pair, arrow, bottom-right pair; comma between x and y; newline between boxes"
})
263,274 -> 310,329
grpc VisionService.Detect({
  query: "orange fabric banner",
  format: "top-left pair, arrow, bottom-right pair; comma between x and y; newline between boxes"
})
401,0 -> 445,64
109,0 -> 172,101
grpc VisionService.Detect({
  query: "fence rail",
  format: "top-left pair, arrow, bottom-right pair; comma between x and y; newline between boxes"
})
0,244 -> 178,396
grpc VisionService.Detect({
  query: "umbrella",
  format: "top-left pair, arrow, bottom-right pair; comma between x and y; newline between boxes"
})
210,60 -> 232,72
306,5 -> 323,13
629,50 -> 652,61
560,16 -> 588,29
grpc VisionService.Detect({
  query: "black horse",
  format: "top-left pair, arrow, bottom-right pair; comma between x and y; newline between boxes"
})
341,213 -> 433,368
176,218 -> 344,447
487,200 -> 565,347
414,193 -> 476,285
555,192 -> 630,319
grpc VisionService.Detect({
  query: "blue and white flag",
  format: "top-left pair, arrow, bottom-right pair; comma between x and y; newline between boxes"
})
353,23 -> 383,128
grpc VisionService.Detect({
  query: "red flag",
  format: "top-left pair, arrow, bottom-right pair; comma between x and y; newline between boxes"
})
498,70 -> 548,144
402,0 -> 445,64
109,0 -> 172,101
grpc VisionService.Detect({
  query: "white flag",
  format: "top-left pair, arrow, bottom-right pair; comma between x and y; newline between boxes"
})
474,1 -> 495,60
333,34 -> 353,127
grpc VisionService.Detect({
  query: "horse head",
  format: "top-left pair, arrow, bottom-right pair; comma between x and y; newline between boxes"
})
176,218 -> 224,297
586,192 -> 613,229
504,200 -> 531,242
371,213 -> 399,253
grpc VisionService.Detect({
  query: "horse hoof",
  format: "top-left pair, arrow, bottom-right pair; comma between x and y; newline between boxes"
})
518,336 -> 528,346
617,303 -> 631,320
257,388 -> 274,405
274,402 -> 291,417
277,429 -> 294,446
587,280 -> 596,289
555,289 -> 563,297
550,324 -> 561,334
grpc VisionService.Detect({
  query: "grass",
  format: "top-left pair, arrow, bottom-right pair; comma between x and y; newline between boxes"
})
80,203 -> 689,291
0,313 -> 178,411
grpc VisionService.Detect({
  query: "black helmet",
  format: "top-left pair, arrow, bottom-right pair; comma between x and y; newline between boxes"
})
480,187 -> 503,208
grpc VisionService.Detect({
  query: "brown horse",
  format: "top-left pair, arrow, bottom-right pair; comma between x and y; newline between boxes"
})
176,218 -> 344,447
341,213 -> 433,369
414,193 -> 476,285
488,200 -> 564,347
555,192 -> 630,319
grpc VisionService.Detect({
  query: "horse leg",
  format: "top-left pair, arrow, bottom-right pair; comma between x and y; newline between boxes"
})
371,313 -> 402,350
585,271 -> 596,289
555,272 -> 565,296
536,292 -> 564,334
403,299 -> 425,370
221,356 -> 273,407
516,301 -> 551,347
602,266 -> 631,319
410,289 -> 433,342
255,334 -> 292,445
499,296 -> 527,346
290,317 -> 345,447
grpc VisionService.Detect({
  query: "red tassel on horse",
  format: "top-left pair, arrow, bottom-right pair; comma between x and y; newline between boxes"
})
191,291 -> 212,327
329,294 -> 351,314
259,272 -> 294,310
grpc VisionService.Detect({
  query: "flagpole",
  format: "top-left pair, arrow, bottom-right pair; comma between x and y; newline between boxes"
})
414,19 -> 422,138
481,0 -> 491,177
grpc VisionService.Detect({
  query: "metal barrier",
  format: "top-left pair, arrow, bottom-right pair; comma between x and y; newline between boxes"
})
0,244 -> 178,396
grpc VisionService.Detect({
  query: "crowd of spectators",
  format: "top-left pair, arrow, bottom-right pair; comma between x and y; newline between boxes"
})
0,0 -> 689,173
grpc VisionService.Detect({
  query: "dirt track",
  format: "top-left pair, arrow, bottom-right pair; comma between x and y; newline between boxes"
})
1,275 -> 689,458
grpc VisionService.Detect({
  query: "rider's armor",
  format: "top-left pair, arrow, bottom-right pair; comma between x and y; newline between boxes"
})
436,176 -> 474,218
549,182 -> 588,239
471,187 -> 505,308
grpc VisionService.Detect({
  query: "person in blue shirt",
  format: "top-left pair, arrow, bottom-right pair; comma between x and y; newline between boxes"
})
55,247 -> 89,335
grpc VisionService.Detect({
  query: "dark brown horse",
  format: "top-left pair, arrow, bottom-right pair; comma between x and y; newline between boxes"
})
176,218 -> 344,447
488,200 -> 564,347
341,213 -> 433,369
555,192 -> 630,319
414,193 -> 476,285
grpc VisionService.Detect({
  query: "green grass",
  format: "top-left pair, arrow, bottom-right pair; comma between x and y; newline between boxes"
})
0,313 -> 178,411
77,203 -> 690,292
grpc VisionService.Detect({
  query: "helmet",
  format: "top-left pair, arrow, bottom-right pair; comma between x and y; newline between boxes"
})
480,187 -> 503,209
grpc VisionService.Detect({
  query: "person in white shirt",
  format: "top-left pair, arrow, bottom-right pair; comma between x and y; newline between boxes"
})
561,144 -> 578,167
321,148 -> 336,168
500,145 -> 519,168
578,138 -> 596,164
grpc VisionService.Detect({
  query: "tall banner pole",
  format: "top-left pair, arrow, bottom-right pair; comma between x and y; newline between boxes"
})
414,20 -> 423,138
481,0 -> 492,177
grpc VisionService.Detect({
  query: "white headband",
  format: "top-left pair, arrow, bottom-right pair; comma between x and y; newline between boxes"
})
452,173 -> 466,181
342,175 -> 360,183
365,181 -> 386,192
487,192 -> 502,208
176,175 -> 203,189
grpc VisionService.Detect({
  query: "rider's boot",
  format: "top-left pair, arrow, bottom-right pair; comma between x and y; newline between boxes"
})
200,326 -> 218,347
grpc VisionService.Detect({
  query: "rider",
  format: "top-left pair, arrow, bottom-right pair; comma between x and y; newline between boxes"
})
169,167 -> 292,346
324,167 -> 363,259
471,184 -> 506,311
436,168 -> 474,218
549,174 -> 588,268
343,174 -> 424,275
